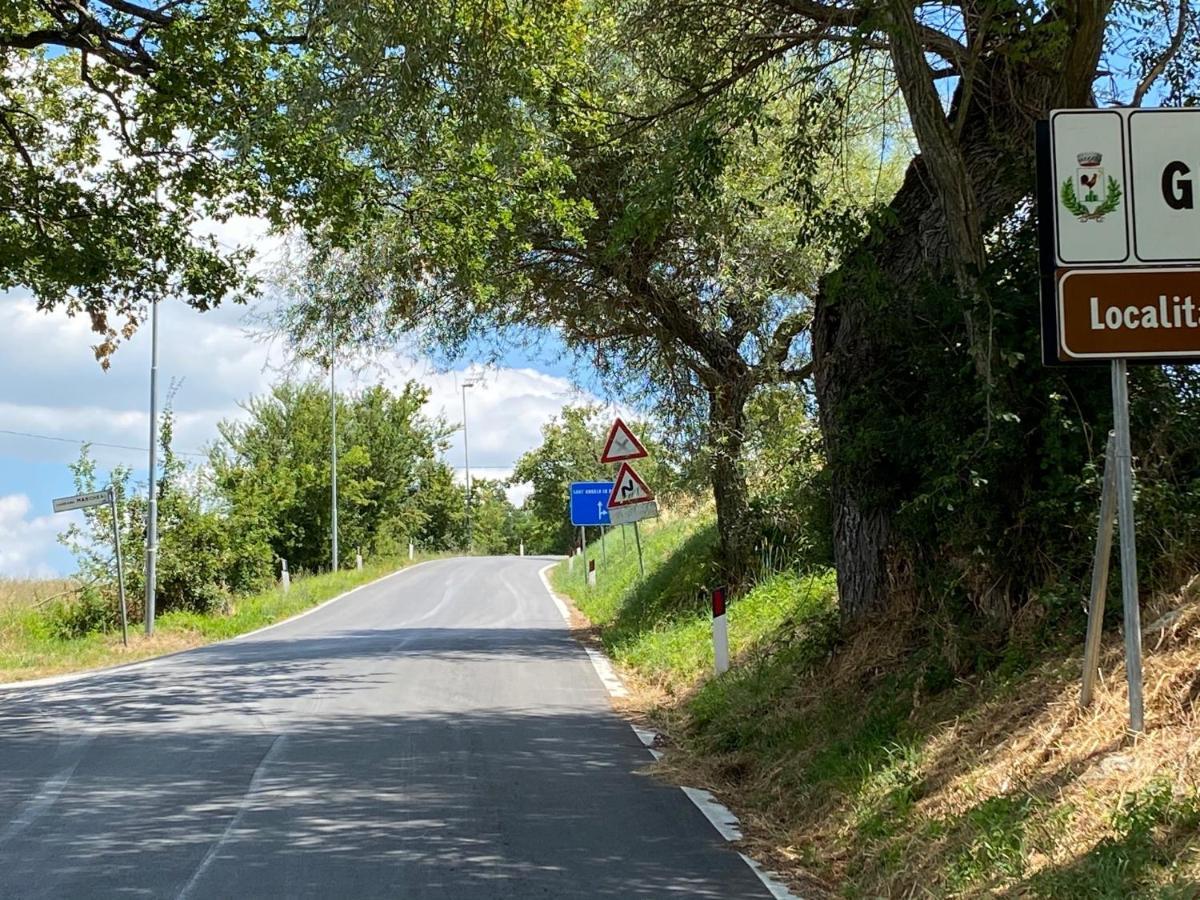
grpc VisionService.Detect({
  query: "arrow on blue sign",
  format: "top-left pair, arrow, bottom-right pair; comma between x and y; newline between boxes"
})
569,482 -> 615,526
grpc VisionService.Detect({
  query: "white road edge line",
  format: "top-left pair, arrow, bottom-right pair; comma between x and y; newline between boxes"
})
535,561 -> 801,899
0,740 -> 91,847
177,734 -> 287,899
537,564 -> 628,698
681,787 -> 743,841
0,559 -> 440,692
679,787 -> 802,899
740,853 -> 803,900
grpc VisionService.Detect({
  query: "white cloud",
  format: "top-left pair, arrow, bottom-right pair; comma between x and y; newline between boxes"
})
0,494 -> 64,578
0,288 -> 604,574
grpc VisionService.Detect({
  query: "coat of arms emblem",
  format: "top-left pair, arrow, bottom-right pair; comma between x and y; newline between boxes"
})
1061,152 -> 1122,222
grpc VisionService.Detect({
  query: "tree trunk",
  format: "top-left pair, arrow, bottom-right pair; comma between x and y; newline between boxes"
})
814,30 -> 1108,623
708,377 -> 756,586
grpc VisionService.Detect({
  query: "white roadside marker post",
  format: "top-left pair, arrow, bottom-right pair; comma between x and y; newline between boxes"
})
409,541 -> 415,561
712,586 -> 729,675
356,548 -> 363,571
519,542 -> 525,557
281,558 -> 290,593
568,552 -> 575,574
587,559 -> 597,588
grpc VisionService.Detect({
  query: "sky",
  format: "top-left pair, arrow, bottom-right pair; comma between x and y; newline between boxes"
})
0,216 -> 614,578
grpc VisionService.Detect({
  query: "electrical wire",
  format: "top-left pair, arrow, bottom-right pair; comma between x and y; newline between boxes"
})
0,428 -> 208,458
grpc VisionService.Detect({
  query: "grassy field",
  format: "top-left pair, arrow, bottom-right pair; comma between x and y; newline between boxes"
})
0,557 -> 433,683
551,518 -> 1200,898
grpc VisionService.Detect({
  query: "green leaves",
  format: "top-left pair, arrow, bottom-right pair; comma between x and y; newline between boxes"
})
212,378 -> 461,569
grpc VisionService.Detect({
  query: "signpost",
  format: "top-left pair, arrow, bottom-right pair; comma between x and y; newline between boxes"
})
1036,107 -> 1200,732
569,482 -> 615,527
53,488 -> 128,647
601,422 -> 658,577
52,490 -> 110,513
599,418 -> 648,464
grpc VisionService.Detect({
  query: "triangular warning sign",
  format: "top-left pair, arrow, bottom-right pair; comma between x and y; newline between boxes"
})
607,463 -> 655,508
600,417 -> 648,464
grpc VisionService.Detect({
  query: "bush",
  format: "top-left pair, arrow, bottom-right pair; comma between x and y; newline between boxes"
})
46,585 -> 119,639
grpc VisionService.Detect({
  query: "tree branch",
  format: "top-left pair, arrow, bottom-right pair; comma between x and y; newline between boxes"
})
1132,0 -> 1189,106
773,0 -> 967,66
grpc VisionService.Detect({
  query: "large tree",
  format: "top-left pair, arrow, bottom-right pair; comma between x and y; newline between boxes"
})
623,0 -> 1200,619
274,42 -> 903,583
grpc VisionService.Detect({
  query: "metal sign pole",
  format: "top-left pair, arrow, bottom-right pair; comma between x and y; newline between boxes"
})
1081,431 -> 1117,708
601,525 -> 607,567
331,348 -> 339,572
145,297 -> 159,635
109,486 -> 128,647
633,521 -> 645,579
1111,359 -> 1145,732
580,526 -> 587,582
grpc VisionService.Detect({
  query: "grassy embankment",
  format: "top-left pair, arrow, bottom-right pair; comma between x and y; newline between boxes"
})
551,516 -> 1200,898
0,556 -> 432,683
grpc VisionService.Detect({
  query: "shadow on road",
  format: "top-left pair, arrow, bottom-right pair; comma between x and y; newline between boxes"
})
0,620 -> 759,898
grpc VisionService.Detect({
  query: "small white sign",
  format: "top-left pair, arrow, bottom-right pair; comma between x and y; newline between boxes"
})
1051,108 -> 1200,267
1128,110 -> 1200,263
1051,110 -> 1129,265
608,500 -> 658,525
53,489 -> 111,513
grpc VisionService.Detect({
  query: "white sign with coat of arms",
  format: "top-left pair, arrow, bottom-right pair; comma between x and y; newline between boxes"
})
1050,108 -> 1200,268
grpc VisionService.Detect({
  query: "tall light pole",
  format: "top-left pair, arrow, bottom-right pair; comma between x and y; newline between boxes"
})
144,297 -> 160,635
461,377 -> 478,551
330,333 -> 339,572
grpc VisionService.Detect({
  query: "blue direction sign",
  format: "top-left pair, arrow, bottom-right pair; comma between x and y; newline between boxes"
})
570,482 -> 615,526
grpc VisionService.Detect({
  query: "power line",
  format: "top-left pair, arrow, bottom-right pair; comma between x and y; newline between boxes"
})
0,428 -> 208,459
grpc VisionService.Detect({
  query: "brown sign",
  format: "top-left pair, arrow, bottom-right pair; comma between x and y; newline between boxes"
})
1057,268 -> 1200,360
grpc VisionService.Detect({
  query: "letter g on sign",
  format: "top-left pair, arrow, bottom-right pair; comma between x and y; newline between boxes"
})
1162,161 -> 1194,211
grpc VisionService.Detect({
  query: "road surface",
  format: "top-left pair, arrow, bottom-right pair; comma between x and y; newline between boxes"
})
0,556 -> 776,898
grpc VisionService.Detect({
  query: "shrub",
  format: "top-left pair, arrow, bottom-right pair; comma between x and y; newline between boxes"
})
46,585 -> 119,639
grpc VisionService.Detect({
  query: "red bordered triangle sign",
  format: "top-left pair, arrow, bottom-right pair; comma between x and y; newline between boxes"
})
607,463 -> 655,508
599,417 -> 648,464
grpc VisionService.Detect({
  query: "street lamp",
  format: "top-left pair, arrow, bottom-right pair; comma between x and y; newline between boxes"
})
461,377 -> 479,550
329,315 -> 339,572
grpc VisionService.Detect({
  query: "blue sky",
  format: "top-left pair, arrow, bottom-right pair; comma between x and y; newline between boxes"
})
0,217 -> 613,578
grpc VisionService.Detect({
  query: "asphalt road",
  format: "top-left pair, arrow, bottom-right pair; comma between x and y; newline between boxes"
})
0,556 -> 776,898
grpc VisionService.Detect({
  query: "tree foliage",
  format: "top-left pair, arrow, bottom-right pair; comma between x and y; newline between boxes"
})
61,410 -> 273,617
2,0 -> 586,359
270,11 -> 905,583
212,380 -> 461,571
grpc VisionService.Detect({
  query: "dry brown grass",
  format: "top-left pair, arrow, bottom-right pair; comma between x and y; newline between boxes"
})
0,577 -> 78,612
604,578 -> 1200,898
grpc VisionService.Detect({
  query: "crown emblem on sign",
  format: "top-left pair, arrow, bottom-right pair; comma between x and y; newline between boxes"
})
1076,151 -> 1103,167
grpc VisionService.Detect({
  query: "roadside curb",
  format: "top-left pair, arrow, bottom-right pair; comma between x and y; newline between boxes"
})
536,562 -> 801,900
0,559 -> 439,693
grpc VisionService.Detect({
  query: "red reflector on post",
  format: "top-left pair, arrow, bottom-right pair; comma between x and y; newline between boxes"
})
712,586 -> 726,618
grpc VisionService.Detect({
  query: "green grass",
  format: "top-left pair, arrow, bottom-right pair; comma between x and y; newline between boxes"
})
550,517 -> 837,692
0,556 -> 435,682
